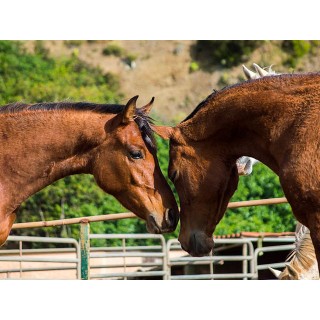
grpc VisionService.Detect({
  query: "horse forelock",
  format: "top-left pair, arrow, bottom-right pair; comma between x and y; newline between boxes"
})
0,101 -> 157,151
134,108 -> 157,152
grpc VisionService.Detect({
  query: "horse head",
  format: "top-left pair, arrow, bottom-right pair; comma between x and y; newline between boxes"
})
153,125 -> 239,256
92,96 -> 179,234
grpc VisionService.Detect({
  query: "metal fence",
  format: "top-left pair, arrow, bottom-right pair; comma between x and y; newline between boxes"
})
167,238 -> 256,280
0,236 -> 80,279
0,233 -> 295,280
0,197 -> 294,280
89,234 -> 167,280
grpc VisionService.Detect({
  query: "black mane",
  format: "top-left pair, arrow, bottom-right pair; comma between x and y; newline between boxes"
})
182,90 -> 217,122
0,101 -> 124,114
0,101 -> 157,151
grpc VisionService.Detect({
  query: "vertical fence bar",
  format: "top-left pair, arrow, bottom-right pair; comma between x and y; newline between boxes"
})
19,240 -> 23,278
209,250 -> 214,280
80,220 -> 90,280
242,243 -> 248,280
122,238 -> 127,280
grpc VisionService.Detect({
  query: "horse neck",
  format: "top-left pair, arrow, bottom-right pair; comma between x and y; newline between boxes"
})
178,75 -> 315,172
0,110 -> 109,208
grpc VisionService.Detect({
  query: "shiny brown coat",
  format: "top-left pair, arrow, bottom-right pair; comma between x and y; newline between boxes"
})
155,73 -> 320,275
0,96 -> 179,245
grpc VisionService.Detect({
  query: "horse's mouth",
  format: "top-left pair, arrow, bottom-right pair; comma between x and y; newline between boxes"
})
146,215 -> 162,234
146,209 -> 179,234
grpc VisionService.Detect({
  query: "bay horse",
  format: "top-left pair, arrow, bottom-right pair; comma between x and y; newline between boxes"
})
0,96 -> 179,245
242,64 -> 319,279
235,143 -> 318,280
235,64 -> 274,176
154,72 -> 320,276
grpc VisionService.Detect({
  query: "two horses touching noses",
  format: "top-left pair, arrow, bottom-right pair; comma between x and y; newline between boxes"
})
2,64 -> 320,281
0,96 -> 179,246
154,66 -> 320,279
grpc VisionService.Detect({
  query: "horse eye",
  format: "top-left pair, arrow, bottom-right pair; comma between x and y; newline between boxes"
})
129,150 -> 143,160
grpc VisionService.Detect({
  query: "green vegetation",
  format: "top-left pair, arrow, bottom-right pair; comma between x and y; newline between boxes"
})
0,41 -> 120,105
192,40 -> 264,69
102,42 -> 137,67
282,40 -> 320,68
0,40 -> 296,248
217,164 -> 294,235
64,40 -> 84,48
189,61 -> 200,73
102,43 -> 125,57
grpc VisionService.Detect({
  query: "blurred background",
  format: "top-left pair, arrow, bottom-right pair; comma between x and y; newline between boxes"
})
1,40 -> 319,246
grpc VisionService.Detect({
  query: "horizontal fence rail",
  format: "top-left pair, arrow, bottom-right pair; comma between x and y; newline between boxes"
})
87,234 -> 167,280
167,238 -> 256,280
0,236 -> 81,279
1,197 -> 294,280
11,197 -> 288,230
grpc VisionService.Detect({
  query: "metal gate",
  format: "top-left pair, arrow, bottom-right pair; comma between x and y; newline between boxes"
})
87,233 -> 167,280
166,238 -> 255,280
0,236 -> 81,279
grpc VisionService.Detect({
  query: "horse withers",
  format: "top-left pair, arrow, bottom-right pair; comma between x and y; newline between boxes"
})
154,72 -> 320,277
0,96 -> 179,245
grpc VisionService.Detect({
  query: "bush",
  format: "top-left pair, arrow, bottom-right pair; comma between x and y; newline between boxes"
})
216,163 -> 295,235
0,41 -> 121,105
282,40 -> 320,68
102,43 -> 137,68
192,40 -> 264,69
102,43 -> 125,57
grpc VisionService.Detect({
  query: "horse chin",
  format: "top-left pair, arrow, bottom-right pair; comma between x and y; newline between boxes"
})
180,231 -> 214,257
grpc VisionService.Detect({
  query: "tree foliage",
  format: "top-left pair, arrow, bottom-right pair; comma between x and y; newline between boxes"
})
191,40 -> 264,69
216,163 -> 295,235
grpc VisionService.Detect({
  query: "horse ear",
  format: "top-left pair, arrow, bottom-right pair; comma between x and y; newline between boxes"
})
268,266 -> 282,279
122,95 -> 138,124
152,125 -> 175,140
140,97 -> 155,115
242,65 -> 257,80
253,63 -> 269,77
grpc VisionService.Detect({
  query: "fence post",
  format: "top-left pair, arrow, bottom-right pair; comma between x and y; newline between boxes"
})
80,220 -> 90,280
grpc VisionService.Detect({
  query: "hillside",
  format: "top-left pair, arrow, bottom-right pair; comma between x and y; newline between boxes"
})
23,40 -> 320,124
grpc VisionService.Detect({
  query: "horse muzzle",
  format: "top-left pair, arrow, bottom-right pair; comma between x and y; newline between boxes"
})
146,208 -> 179,234
179,231 -> 214,257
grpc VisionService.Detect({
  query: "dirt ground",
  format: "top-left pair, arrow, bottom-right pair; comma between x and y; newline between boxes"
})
23,40 -> 320,124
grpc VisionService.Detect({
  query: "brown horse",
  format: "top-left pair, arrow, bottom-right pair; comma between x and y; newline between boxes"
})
154,72 -> 320,274
242,64 -> 319,279
0,96 -> 179,245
